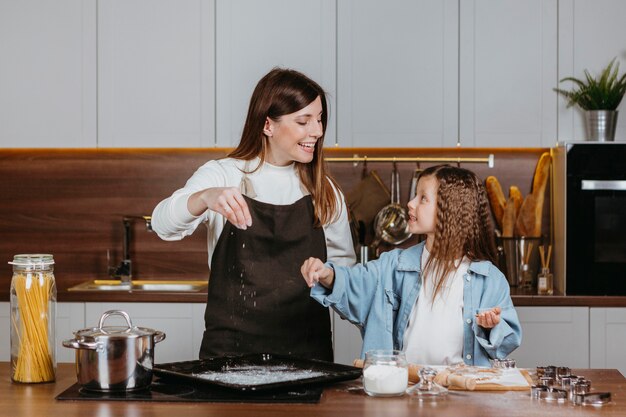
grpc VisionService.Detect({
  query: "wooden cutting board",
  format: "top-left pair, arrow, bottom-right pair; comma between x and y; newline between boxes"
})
449,369 -> 533,391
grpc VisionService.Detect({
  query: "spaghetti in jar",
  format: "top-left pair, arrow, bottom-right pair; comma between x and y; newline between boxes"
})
9,254 -> 56,383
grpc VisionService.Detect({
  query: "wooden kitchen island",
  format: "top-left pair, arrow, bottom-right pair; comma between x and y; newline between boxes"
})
2,363 -> 625,417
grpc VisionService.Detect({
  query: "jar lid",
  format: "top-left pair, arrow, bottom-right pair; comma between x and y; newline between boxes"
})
9,254 -> 55,266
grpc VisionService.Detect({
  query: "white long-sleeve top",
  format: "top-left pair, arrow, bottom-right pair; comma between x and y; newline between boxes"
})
151,157 -> 356,267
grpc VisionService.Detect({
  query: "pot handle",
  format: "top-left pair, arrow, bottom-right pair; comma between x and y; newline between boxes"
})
62,339 -> 100,350
153,331 -> 166,344
98,310 -> 133,331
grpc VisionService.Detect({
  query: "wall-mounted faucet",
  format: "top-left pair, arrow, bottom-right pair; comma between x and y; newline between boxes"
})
109,215 -> 153,284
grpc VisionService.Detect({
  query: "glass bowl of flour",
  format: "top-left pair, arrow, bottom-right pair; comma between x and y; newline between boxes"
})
362,350 -> 408,397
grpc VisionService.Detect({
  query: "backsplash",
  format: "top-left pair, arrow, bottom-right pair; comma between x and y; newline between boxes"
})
0,148 -> 548,300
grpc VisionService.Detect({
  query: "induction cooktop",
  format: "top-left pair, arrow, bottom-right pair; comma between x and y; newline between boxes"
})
55,377 -> 323,403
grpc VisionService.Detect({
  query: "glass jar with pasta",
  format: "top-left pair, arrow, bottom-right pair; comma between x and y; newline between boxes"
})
9,254 -> 56,383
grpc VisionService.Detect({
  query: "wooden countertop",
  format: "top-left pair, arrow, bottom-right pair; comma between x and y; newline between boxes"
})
5,286 -> 626,306
54,287 -> 626,307
2,363 -> 625,417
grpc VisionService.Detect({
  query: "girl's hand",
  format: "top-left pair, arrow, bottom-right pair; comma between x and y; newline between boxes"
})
190,187 -> 252,230
475,307 -> 501,329
301,257 -> 335,289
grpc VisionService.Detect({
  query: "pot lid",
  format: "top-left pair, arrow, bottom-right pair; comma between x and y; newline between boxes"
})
75,310 -> 160,340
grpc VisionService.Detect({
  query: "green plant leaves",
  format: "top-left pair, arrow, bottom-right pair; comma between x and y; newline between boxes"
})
554,58 -> 626,110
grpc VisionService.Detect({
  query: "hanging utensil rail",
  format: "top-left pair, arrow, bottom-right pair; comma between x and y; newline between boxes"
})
326,154 -> 495,168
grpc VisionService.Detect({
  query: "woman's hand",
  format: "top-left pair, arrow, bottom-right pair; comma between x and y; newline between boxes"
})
475,307 -> 501,329
189,187 -> 252,230
301,257 -> 335,289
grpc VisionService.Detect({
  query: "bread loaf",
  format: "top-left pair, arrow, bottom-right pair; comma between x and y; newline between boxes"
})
485,176 -> 506,230
502,197 -> 516,237
531,152 -> 551,236
515,194 -> 537,237
509,186 -> 523,218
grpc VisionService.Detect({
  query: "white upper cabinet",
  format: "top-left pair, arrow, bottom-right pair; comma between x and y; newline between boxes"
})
337,0 -> 458,148
558,0 -> 626,142
214,0 -> 336,147
0,0 -> 96,148
97,0 -> 214,147
459,0 -> 558,147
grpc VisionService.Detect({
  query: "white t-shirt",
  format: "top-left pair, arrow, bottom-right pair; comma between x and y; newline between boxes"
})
151,157 -> 356,267
403,246 -> 468,365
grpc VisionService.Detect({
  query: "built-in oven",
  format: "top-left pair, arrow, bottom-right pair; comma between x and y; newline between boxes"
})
553,142 -> 626,295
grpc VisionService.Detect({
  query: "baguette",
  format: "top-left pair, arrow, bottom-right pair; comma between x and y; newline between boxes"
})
485,176 -> 506,230
531,152 -> 552,236
515,194 -> 537,237
509,186 -> 523,218
502,197 -> 516,237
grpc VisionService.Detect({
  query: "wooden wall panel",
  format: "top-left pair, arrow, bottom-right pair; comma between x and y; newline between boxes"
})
0,148 -> 547,301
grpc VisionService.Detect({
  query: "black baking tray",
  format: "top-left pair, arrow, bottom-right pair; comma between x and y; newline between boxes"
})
153,353 -> 362,391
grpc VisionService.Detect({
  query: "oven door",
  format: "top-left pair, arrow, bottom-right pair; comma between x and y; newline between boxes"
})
567,179 -> 626,295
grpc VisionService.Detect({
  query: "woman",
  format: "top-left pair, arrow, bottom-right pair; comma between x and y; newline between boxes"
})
152,68 -> 356,361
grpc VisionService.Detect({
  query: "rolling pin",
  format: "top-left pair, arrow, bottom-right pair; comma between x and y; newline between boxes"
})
353,359 -> 476,391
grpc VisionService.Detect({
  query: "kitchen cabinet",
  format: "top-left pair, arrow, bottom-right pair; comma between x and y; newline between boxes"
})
3,1 -> 626,148
97,0 -> 215,147
214,0 -> 336,147
0,0 -> 96,147
56,303 -> 86,363
336,0 -> 458,148
590,308 -> 626,377
0,302 -> 85,364
459,0 -> 558,147
84,302 -> 205,363
332,312 -> 362,365
514,306 -> 589,368
557,0 -> 626,142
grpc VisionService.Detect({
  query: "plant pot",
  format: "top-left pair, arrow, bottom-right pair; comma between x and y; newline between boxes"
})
585,110 -> 618,142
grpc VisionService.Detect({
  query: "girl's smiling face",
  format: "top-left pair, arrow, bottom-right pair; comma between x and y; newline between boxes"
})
407,175 -> 438,245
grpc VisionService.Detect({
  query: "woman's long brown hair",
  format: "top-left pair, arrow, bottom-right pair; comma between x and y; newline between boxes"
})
228,67 -> 340,226
419,165 -> 498,301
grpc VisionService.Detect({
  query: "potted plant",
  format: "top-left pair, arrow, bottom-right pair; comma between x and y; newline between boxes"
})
554,57 -> 626,141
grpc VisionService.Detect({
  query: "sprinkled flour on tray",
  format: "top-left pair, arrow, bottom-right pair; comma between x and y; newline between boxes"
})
193,365 -> 327,386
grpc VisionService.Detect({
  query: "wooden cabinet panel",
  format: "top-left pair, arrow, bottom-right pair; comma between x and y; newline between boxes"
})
215,0 -> 336,147
514,306 -> 589,368
98,0 -> 214,147
459,0 -> 558,147
557,0 -> 626,142
337,0 -> 457,147
590,308 -> 626,376
0,0 -> 96,147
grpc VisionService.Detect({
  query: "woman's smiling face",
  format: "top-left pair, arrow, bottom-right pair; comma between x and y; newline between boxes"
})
263,96 -> 324,166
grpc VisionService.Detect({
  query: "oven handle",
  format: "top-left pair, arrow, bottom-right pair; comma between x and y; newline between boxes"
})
581,180 -> 626,191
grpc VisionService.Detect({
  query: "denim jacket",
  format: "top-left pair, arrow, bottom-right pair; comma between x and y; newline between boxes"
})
310,241 -> 522,366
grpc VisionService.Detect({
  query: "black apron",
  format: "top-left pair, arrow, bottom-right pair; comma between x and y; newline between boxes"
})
199,191 -> 333,361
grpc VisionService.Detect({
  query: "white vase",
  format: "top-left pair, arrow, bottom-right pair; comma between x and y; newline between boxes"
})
585,110 -> 618,142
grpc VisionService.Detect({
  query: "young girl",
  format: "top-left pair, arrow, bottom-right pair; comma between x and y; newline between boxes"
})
301,165 -> 521,366
152,68 -> 355,361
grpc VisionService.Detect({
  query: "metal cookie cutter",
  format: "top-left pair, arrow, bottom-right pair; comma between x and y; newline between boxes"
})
531,385 -> 568,402
490,358 -> 516,369
572,392 -> 611,406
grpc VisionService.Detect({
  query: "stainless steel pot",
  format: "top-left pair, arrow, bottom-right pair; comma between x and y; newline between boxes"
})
63,310 -> 166,392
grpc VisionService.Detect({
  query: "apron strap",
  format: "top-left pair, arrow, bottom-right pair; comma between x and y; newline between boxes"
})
239,160 -> 258,199
239,159 -> 310,198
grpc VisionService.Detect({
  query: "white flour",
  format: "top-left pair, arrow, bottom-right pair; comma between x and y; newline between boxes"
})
194,365 -> 326,386
363,364 -> 408,395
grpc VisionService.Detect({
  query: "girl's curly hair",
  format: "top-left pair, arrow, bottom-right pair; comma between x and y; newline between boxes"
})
419,165 -> 497,300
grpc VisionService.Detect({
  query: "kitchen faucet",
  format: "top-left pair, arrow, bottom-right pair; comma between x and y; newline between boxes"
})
109,215 -> 153,284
